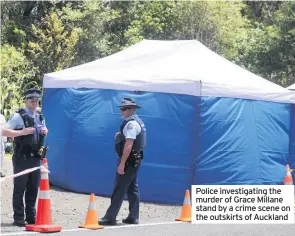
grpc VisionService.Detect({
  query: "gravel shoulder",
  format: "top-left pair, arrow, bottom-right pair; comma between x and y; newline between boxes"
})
1,157 -> 181,234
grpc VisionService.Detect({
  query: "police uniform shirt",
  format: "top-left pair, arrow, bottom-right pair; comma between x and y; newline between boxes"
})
0,114 -> 6,156
123,115 -> 141,139
7,108 -> 46,144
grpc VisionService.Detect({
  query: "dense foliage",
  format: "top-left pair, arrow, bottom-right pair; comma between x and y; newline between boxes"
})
1,0 -> 294,118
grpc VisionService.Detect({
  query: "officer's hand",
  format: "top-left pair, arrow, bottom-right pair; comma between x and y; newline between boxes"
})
118,163 -> 125,175
21,128 -> 35,136
41,127 -> 48,136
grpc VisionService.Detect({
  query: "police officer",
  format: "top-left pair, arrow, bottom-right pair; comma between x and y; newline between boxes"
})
0,110 -> 35,177
7,88 -> 48,227
99,97 -> 147,225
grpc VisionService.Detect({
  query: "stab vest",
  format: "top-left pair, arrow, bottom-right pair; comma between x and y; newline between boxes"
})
115,115 -> 146,157
13,109 -> 45,158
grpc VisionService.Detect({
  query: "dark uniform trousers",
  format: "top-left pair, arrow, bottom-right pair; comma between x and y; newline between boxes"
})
105,162 -> 141,221
12,156 -> 41,222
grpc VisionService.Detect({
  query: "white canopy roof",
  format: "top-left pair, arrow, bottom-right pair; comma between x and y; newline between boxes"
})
287,83 -> 295,91
43,39 -> 295,104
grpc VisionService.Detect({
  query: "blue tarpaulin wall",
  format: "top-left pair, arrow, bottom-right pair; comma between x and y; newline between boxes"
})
195,97 -> 291,185
42,88 -> 200,204
42,88 -> 293,204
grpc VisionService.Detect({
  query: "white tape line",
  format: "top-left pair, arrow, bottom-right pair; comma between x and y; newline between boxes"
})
105,221 -> 183,229
0,165 -> 49,183
0,231 -> 38,236
0,221 -> 183,235
64,221 -> 183,231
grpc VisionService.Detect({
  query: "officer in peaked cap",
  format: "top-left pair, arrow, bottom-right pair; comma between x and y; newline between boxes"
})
24,88 -> 41,99
99,97 -> 147,225
7,87 -> 48,227
0,105 -> 35,178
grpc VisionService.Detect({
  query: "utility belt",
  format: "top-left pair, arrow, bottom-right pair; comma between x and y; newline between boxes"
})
125,150 -> 144,168
13,144 -> 43,160
17,146 -> 48,160
20,152 -> 40,159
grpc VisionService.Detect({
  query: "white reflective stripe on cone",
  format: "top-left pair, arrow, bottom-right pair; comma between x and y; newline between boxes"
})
183,197 -> 191,205
41,172 -> 48,180
39,190 -> 50,199
88,201 -> 96,210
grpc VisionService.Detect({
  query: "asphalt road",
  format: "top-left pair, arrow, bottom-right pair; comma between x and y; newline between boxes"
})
1,220 -> 295,236
0,157 -> 182,234
2,157 -> 295,236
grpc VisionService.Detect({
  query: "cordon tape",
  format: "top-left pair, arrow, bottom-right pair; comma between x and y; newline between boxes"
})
0,165 -> 49,183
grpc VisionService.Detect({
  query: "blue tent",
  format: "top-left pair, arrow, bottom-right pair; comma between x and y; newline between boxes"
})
42,40 -> 295,204
287,84 -> 295,183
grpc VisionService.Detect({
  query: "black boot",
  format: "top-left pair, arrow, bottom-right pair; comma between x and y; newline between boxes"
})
13,220 -> 27,227
122,218 -> 139,224
99,217 -> 116,225
25,218 -> 35,225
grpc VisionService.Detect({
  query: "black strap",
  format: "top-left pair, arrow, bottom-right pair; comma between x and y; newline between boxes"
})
36,110 -> 44,122
16,108 -> 43,126
16,108 -> 26,116
16,108 -> 30,128
120,118 -> 137,134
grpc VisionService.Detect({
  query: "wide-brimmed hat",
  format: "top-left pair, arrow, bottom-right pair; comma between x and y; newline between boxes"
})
117,97 -> 141,109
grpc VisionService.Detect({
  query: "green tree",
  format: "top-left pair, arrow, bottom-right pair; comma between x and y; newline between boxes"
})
59,0 -> 119,64
0,44 -> 38,119
238,1 -> 295,86
27,12 -> 79,84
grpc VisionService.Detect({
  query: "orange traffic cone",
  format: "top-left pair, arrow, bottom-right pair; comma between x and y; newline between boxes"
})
79,193 -> 104,229
26,158 -> 62,232
175,189 -> 192,222
284,164 -> 293,185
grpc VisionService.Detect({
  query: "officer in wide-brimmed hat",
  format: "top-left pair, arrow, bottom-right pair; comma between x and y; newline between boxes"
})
7,87 -> 48,227
118,97 -> 142,109
99,97 -> 147,226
